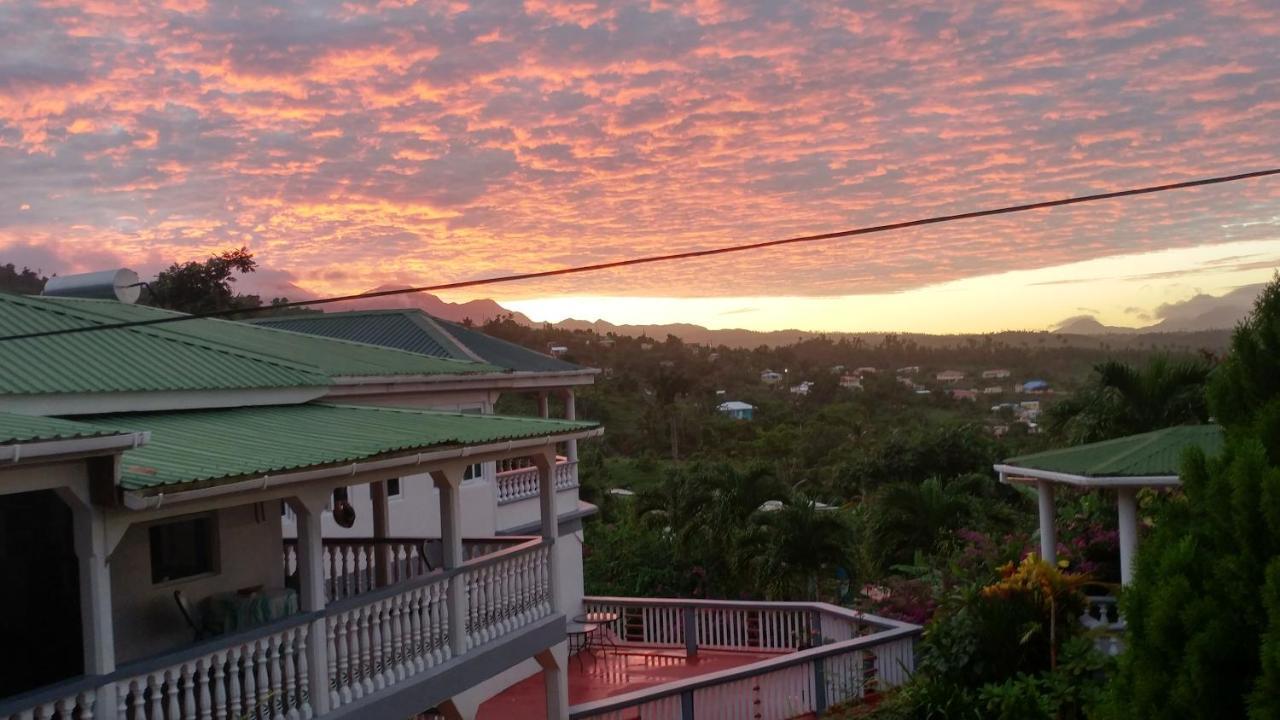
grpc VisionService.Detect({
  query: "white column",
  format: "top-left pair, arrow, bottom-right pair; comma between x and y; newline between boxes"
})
534,453 -> 562,615
537,392 -> 550,419
563,390 -> 579,463
370,480 -> 391,587
290,491 -> 331,715
1037,480 -> 1057,565
536,643 -> 570,720
59,487 -> 119,720
433,469 -> 467,658
1117,487 -> 1139,585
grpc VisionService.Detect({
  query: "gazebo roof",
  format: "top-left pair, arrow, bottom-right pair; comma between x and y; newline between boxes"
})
995,424 -> 1223,488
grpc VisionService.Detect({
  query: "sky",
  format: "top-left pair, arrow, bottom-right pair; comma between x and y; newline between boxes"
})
0,0 -> 1278,332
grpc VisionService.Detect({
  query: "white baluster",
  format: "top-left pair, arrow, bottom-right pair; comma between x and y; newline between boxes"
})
390,593 -> 407,681
197,658 -> 213,720
255,639 -> 271,720
268,634 -> 284,720
333,616 -> 351,706
212,651 -> 228,720
164,668 -> 181,720
228,646 -> 244,719
369,602 -> 386,691
326,618 -> 341,709
282,630 -> 298,720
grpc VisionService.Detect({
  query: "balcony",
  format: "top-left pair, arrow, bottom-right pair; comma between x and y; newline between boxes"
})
0,537 -> 559,720
482,597 -> 922,720
495,457 -> 578,505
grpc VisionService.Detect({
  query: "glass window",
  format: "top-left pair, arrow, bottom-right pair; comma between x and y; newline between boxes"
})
387,478 -> 402,498
462,463 -> 483,482
150,515 -> 217,584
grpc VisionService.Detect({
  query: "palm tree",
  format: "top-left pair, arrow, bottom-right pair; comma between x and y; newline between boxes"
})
874,476 -> 975,565
752,496 -> 852,601
1044,356 -> 1212,444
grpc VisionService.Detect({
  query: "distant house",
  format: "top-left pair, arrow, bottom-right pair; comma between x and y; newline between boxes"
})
897,366 -> 921,375
839,374 -> 863,389
640,342 -> 654,351
1021,379 -> 1050,393
830,364 -> 847,374
936,370 -> 966,383
761,370 -> 783,384
982,369 -> 1011,379
1020,400 -> 1041,412
790,381 -> 814,396
949,388 -> 979,401
718,401 -> 755,420
598,338 -> 616,348
897,376 -> 917,388
708,352 -> 720,361
855,366 -> 877,376
983,386 -> 1003,394
548,344 -> 569,357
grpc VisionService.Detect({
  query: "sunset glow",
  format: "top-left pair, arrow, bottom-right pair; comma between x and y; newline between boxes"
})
1,1 -> 1278,331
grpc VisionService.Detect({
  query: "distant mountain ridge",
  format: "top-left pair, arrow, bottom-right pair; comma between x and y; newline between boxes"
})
1053,283 -> 1262,335
321,285 -> 534,325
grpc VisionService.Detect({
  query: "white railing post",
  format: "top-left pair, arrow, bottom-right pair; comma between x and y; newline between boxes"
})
433,467 -> 468,658
58,483 -> 119,720
563,389 -> 579,463
1117,487 -> 1139,585
534,452 -> 562,615
371,480 -> 392,588
290,490 -> 332,716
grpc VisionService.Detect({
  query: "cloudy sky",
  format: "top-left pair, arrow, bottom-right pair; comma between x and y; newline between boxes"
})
1,0 -> 1277,332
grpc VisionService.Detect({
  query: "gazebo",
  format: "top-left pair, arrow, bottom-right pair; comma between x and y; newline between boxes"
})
994,425 -> 1223,585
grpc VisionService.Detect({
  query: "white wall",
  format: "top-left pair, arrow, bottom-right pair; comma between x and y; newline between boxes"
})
111,504 -> 285,663
281,471 -> 498,539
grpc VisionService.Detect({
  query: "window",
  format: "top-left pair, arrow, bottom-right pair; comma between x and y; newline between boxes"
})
386,478 -> 402,498
150,515 -> 217,584
462,463 -> 483,482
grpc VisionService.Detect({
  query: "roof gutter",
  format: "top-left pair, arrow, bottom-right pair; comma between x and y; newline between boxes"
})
121,427 -> 604,511
331,368 -> 599,386
0,431 -> 150,464
993,463 -> 1181,488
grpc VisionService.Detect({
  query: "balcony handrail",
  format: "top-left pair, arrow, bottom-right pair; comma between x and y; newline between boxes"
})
581,595 -> 915,633
567,615 -> 921,719
282,535 -> 537,547
0,671 -> 105,718
321,536 -> 551,616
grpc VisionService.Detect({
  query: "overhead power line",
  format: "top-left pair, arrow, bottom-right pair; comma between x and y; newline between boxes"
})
3,166 -> 1278,343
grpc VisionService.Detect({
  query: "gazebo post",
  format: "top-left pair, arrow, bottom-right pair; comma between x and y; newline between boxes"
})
1117,487 -> 1139,585
1037,480 -> 1057,564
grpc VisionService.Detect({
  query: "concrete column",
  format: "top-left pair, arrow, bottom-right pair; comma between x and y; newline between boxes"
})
59,486 -> 118,719
1037,480 -> 1057,565
533,452 -> 563,615
433,468 -> 468,657
1117,487 -> 1139,585
538,392 -> 550,419
536,643 -> 570,720
563,389 -> 579,463
370,480 -> 391,587
289,490 -> 332,715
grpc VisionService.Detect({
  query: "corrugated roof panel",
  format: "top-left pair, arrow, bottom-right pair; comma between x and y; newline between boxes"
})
77,403 -> 598,492
252,311 -> 467,360
0,412 -> 125,444
1002,425 -> 1224,477
42,298 -> 502,378
251,309 -> 585,373
0,294 -> 328,395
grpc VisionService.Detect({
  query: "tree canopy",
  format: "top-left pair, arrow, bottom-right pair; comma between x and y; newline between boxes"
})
144,247 -> 294,315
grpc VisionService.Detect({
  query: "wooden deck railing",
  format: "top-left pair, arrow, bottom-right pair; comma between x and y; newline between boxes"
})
569,598 -> 921,720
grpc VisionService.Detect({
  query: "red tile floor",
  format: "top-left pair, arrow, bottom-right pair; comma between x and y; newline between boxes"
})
477,646 -> 784,720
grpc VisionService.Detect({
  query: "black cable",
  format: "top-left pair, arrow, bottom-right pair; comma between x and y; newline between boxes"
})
4,167 -> 1278,343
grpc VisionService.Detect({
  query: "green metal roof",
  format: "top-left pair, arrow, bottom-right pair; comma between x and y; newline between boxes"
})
0,412 -> 125,445
40,298 -> 502,379
76,403 -> 598,493
251,309 -> 585,373
0,294 -> 328,395
1001,425 -> 1224,479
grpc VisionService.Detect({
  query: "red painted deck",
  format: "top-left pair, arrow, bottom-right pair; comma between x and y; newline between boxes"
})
478,646 -> 784,720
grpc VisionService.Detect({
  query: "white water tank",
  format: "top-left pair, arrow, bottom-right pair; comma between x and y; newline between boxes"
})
42,268 -> 141,304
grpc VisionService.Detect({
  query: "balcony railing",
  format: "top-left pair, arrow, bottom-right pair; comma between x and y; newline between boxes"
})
3,538 -> 553,720
568,597 -> 921,720
494,458 -> 578,505
282,537 -> 530,602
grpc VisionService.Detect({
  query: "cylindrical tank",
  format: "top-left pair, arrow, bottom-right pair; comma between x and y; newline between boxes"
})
42,268 -> 141,304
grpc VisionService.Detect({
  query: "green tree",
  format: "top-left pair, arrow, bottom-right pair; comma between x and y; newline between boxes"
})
875,475 -> 976,565
1103,275 -> 1280,719
753,496 -> 852,601
0,264 -> 47,295
145,247 -> 285,315
1044,356 -> 1211,445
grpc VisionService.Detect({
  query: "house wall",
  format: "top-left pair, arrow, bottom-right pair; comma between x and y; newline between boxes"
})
281,471 -> 499,539
111,503 -> 285,664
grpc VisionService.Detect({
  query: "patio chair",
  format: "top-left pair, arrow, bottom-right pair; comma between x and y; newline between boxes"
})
174,590 -> 206,642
